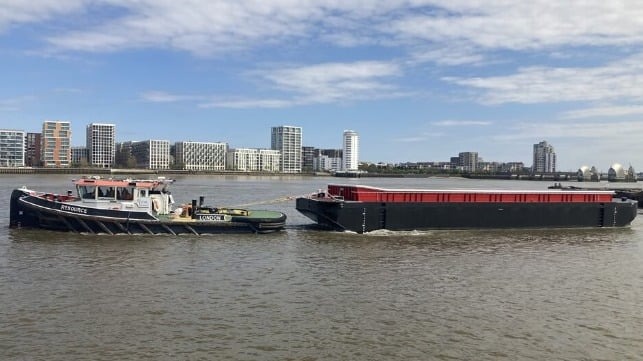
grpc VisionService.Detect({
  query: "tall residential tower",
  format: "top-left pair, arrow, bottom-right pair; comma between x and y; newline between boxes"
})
532,140 -> 556,173
86,123 -> 115,168
458,151 -> 479,172
342,130 -> 359,171
271,126 -> 302,173
25,132 -> 41,167
42,121 -> 71,167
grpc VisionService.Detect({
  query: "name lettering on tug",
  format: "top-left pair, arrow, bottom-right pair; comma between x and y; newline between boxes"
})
197,214 -> 225,221
60,204 -> 88,214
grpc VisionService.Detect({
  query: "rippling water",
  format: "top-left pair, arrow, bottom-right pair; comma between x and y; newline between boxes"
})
1,175 -> 642,360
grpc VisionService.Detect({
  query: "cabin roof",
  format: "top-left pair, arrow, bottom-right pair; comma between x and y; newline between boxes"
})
73,177 -> 173,189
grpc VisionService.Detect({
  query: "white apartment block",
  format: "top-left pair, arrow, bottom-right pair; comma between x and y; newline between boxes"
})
42,120 -> 71,167
227,148 -> 259,171
533,140 -> 556,173
342,130 -> 359,171
458,151 -> 478,172
0,129 -> 26,167
259,149 -> 281,172
131,140 -> 170,170
175,141 -> 227,171
314,155 -> 342,172
86,123 -> 115,168
271,125 -> 302,173
227,148 -> 281,172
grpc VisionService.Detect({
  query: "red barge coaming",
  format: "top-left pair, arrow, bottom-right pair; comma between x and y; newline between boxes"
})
296,184 -> 639,233
327,184 -> 615,203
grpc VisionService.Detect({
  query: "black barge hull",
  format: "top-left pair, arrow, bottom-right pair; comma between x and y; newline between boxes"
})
10,190 -> 286,235
296,198 -> 638,233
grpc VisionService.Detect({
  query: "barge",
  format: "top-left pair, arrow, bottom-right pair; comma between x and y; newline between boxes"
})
10,177 -> 286,235
296,184 -> 638,233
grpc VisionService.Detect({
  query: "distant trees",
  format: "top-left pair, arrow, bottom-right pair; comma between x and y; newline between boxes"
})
70,157 -> 89,168
359,162 -> 461,175
171,162 -> 185,170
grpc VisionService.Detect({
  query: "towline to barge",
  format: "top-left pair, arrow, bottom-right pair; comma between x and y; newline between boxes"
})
10,176 -> 286,235
296,184 -> 639,234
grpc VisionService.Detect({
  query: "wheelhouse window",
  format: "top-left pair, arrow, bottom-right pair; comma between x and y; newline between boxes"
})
78,186 -> 96,199
97,186 -> 116,199
117,187 -> 135,200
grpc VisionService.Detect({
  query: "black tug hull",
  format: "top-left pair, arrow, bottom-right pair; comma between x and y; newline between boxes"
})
296,198 -> 638,233
10,189 -> 286,235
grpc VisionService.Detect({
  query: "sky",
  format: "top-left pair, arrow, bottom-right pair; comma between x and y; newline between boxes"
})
2,1 -> 643,171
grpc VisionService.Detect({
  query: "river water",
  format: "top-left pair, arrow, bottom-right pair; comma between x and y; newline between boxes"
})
1,174 -> 642,360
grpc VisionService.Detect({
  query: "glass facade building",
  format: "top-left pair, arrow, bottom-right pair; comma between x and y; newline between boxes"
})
0,129 -> 26,167
271,126 -> 302,173
131,140 -> 170,169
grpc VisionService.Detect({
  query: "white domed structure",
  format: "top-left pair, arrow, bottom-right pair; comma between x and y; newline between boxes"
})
577,166 -> 591,181
578,165 -> 600,181
608,163 -> 625,181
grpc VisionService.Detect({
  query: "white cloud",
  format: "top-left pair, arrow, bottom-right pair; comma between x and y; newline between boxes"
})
9,0 -> 643,116
43,1 -> 370,55
393,133 -> 445,143
432,120 -> 491,126
142,61 -> 404,108
445,54 -> 643,104
0,95 -> 36,111
199,98 -> 293,109
197,61 -> 405,108
0,0 -> 86,31
493,120 -> 643,141
393,136 -> 432,143
3,0 -> 637,60
263,61 -> 402,102
388,1 -> 643,51
409,46 -> 486,66
561,105 -> 643,119
140,91 -> 202,103
488,119 -> 643,169
52,87 -> 83,94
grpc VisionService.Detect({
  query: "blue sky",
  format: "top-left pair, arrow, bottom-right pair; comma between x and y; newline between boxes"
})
2,1 -> 643,171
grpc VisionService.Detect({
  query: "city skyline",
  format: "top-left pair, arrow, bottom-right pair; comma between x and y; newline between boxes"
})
3,120 -> 629,173
2,2 -> 643,171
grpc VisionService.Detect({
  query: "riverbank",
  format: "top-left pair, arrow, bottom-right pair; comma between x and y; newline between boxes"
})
0,168 -> 505,179
0,167 -> 461,178
0,167 -> 329,176
2,167 -> 639,183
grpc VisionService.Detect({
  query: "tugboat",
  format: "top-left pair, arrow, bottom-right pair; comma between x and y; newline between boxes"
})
296,184 -> 638,233
10,176 -> 286,235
